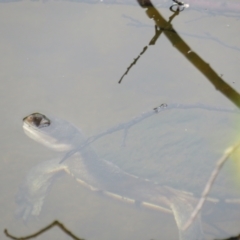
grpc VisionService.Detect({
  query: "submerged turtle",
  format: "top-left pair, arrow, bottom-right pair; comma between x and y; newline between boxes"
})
16,105 -> 240,240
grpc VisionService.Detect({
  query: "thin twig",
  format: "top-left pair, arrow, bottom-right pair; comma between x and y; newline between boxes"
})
4,220 -> 84,240
183,143 -> 240,231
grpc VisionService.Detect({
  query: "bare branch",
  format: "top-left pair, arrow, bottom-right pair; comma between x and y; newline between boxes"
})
4,220 -> 84,240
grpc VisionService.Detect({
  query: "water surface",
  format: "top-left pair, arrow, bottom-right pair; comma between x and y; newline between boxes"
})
0,1 -> 240,240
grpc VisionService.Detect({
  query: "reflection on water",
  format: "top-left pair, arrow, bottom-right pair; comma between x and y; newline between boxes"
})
1,0 -> 240,16
0,0 -> 240,240
120,1 -> 240,109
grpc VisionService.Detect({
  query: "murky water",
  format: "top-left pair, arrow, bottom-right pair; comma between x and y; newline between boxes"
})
0,1 -> 240,240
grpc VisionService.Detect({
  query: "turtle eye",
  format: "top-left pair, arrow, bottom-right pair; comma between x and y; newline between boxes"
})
23,113 -> 51,128
33,116 -> 42,127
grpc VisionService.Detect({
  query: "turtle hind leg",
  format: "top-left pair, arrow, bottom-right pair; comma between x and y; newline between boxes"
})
165,187 -> 206,240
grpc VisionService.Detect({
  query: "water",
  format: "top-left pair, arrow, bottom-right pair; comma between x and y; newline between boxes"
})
0,1 -> 240,240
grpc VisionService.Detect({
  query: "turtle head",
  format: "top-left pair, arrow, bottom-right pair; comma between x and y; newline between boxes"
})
23,113 -> 51,129
22,113 -> 57,150
22,113 -> 80,153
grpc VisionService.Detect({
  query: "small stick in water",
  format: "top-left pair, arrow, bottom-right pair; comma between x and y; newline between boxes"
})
4,220 -> 84,240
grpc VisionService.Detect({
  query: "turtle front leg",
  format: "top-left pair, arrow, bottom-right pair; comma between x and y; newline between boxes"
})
15,158 -> 68,222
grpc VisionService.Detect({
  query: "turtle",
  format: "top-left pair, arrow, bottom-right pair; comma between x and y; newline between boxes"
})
16,104 -> 240,240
